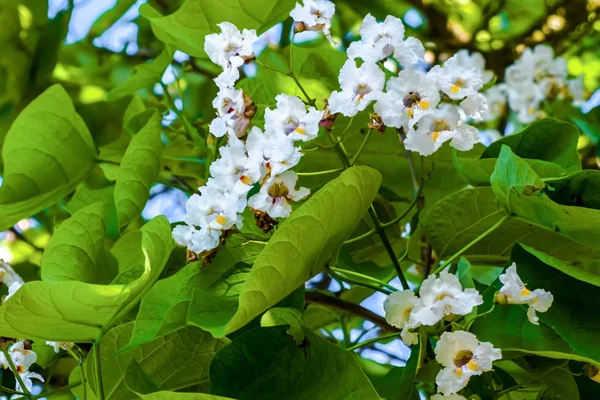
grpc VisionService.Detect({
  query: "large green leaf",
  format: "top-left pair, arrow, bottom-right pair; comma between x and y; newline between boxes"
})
547,170 -> 600,210
0,216 -> 173,342
471,244 -> 600,365
106,46 -> 175,101
209,326 -> 379,399
140,393 -> 233,400
114,109 -> 162,228
0,84 -> 96,230
79,322 -> 229,399
140,0 -> 296,58
491,145 -> 546,205
225,166 -> 381,335
454,119 -> 580,185
128,166 -> 381,344
422,187 -> 600,264
41,202 -> 113,284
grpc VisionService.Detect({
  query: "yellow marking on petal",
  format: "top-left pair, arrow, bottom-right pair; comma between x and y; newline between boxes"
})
467,360 -> 479,371
528,107 -> 536,115
450,85 -> 461,93
215,215 -> 227,225
294,126 -> 306,135
432,131 -> 440,142
418,100 -> 430,110
521,287 -> 532,297
455,368 -> 463,377
240,175 -> 252,184
407,107 -> 414,118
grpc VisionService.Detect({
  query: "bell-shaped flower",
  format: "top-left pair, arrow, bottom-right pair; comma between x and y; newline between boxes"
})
248,171 -> 309,218
498,263 -> 553,325
265,94 -> 322,142
172,224 -> 222,255
374,68 -> 439,129
209,139 -> 261,195
451,50 -> 494,84
0,341 -> 37,373
46,341 -> 75,353
480,84 -> 507,121
383,290 -> 423,346
0,260 -> 24,288
430,55 -> 484,100
204,22 -> 257,88
328,59 -> 385,117
431,394 -> 468,400
290,0 -> 336,37
405,105 -> 480,156
347,14 -> 424,64
246,127 -> 302,177
209,87 -> 246,138
16,370 -> 44,393
411,271 -> 482,326
506,84 -> 544,124
434,331 -> 502,395
184,184 -> 244,232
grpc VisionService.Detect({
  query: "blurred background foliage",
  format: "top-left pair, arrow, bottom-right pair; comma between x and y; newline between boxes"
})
1,0 -> 600,386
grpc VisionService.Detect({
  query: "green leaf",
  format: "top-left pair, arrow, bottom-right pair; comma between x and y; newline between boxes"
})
491,145 -> 546,205
260,307 -> 305,346
140,393 -> 233,400
114,109 -> 162,228
0,216 -> 173,342
106,46 -> 175,101
0,84 -> 96,230
471,244 -> 600,365
547,170 -> 600,210
65,184 -> 119,240
81,322 -> 229,399
140,0 -> 296,58
225,166 -> 381,335
41,202 -> 115,284
209,326 -> 379,399
422,187 -> 600,264
98,96 -> 146,164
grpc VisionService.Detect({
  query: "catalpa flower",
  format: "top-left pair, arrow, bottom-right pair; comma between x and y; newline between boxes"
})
290,0 -> 336,38
404,105 -> 480,156
435,331 -> 502,395
498,263 -> 553,325
204,22 -> 258,88
0,259 -> 24,288
265,94 -> 323,142
172,224 -> 222,255
506,84 -> 544,124
209,139 -> 261,195
383,290 -> 422,345
374,68 -> 439,129
480,84 -> 507,122
430,55 -> 484,100
16,370 -> 44,394
431,394 -> 468,400
347,14 -> 424,64
451,49 -> 494,84
411,271 -> 482,326
184,184 -> 244,232
46,341 -> 75,353
328,59 -> 385,117
209,87 -> 245,138
248,170 -> 309,218
246,127 -> 302,177
4,281 -> 22,303
0,341 -> 37,373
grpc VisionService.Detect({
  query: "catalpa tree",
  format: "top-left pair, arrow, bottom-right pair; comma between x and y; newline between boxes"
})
1,0 -> 599,399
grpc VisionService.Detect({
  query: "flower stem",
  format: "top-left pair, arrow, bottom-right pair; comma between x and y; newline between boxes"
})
160,82 -> 199,142
287,71 -> 316,106
380,178 -> 425,229
346,331 -> 400,352
343,228 -> 377,245
328,267 -> 396,295
432,214 -> 510,275
1,348 -> 31,398
350,128 -> 373,166
297,168 -> 344,176
92,342 -> 105,400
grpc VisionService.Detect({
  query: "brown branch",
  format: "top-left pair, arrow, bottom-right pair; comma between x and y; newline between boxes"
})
305,291 -> 399,333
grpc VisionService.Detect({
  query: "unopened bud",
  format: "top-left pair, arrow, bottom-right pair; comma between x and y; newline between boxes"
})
368,113 -> 386,133
494,292 -> 508,305
320,99 -> 338,129
584,364 -> 600,383
294,21 -> 307,33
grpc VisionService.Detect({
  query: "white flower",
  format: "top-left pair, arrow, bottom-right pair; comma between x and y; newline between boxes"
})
431,394 -> 467,400
567,75 -> 586,106
0,341 -> 37,372
204,22 -> 257,87
328,59 -> 385,117
265,94 -> 323,142
46,341 -> 75,353
184,185 -> 244,231
411,271 -> 482,326
384,290 -> 422,346
404,105 -> 480,156
4,281 -> 22,302
209,139 -> 261,194
435,331 -> 502,395
480,84 -> 507,121
0,259 -> 24,288
374,68 -> 439,129
430,55 -> 484,100
246,127 -> 302,177
506,84 -> 544,124
347,14 -> 424,64
459,93 -> 488,121
479,129 -> 502,146
209,87 -> 246,138
16,370 -> 44,393
451,49 -> 494,84
290,0 -> 336,37
248,171 -> 309,218
498,263 -> 554,325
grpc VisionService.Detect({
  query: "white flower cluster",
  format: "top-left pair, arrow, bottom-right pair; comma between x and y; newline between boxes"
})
384,264 -> 554,396
384,271 -> 482,345
173,23 -> 322,255
291,0 -> 336,42
324,14 -> 488,156
0,341 -> 44,393
505,44 -> 585,123
497,263 -> 554,324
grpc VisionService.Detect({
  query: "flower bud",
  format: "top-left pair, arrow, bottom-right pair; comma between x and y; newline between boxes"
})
320,99 -> 338,129
583,363 -> 600,383
368,113 -> 386,133
494,292 -> 508,305
294,21 -> 307,33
